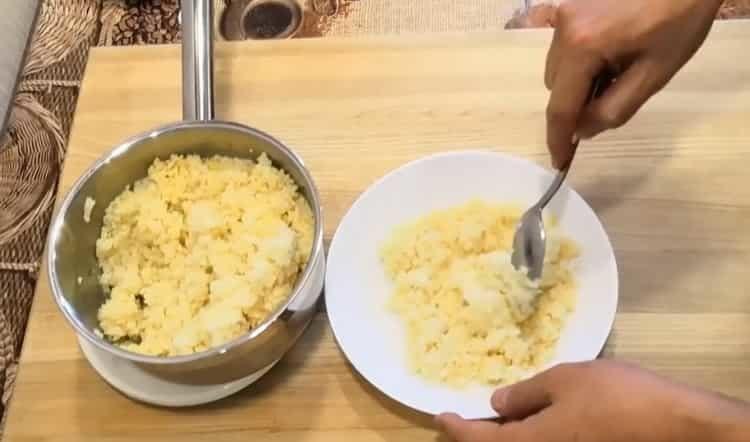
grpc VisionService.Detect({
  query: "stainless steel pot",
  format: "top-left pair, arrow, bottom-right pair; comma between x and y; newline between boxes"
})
46,0 -> 325,386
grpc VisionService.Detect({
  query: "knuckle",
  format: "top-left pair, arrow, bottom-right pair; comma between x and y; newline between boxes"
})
555,6 -> 601,53
598,107 -> 630,129
566,26 -> 598,51
560,18 -> 602,53
546,103 -> 572,124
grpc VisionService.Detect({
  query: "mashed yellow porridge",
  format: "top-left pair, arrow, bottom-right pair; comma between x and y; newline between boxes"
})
95,153 -> 314,356
380,200 -> 577,387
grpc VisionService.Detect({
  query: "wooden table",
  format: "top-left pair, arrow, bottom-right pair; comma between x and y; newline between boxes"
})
5,21 -> 750,442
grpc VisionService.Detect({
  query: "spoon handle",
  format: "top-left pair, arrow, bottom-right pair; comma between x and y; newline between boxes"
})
535,73 -> 612,210
536,166 -> 569,210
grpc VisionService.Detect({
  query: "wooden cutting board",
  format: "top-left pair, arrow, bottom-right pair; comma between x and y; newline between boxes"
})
5,21 -> 750,442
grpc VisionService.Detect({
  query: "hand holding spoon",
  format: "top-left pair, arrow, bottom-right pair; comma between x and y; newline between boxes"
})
511,74 -> 610,280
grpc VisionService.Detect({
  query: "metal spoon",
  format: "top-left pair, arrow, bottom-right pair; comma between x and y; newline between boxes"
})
511,75 -> 609,280
511,161 -> 571,281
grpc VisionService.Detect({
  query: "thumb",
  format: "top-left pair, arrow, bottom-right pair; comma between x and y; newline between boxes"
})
491,368 -> 561,420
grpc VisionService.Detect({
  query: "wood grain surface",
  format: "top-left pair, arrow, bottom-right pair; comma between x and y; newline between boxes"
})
4,21 -> 750,442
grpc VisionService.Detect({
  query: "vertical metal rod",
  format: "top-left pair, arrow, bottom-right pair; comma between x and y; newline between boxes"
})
182,0 -> 215,121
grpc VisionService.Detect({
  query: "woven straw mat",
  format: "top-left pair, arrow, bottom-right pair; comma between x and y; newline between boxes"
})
0,0 -> 100,429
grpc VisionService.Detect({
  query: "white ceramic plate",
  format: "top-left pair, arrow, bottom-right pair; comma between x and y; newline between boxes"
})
325,150 -> 618,419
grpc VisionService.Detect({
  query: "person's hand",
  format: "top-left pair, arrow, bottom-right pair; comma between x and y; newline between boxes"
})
505,4 -> 557,30
436,360 -> 750,442
545,0 -> 724,168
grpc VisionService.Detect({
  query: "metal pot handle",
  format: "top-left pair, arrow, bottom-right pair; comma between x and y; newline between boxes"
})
182,0 -> 215,121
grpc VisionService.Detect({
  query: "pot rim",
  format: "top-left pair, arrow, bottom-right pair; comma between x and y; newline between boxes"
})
47,119 -> 325,365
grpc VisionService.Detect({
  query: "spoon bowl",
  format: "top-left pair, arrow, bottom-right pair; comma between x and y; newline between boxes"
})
511,166 -> 569,280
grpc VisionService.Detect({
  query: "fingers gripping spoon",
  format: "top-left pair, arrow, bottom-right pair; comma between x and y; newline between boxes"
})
511,75 -> 610,281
